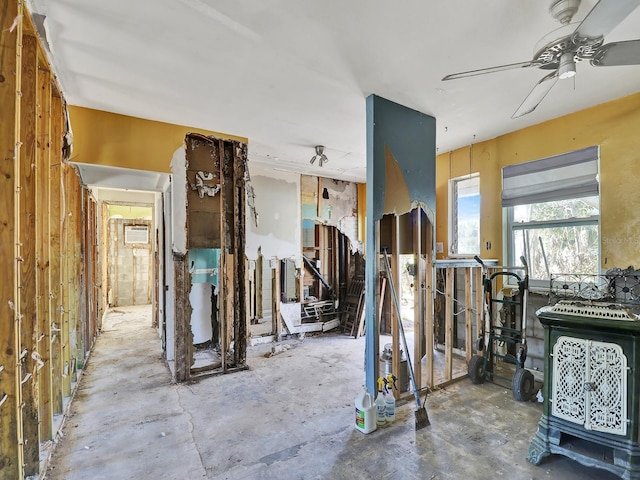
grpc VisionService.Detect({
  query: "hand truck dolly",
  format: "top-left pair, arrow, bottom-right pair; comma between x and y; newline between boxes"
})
468,255 -> 535,401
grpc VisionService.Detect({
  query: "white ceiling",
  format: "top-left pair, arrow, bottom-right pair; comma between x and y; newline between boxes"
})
27,0 -> 640,183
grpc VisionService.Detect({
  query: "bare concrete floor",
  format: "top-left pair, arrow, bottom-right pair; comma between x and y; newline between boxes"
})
44,306 -> 618,480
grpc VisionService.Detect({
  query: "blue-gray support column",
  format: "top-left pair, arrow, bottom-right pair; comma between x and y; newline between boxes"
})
365,95 -> 436,395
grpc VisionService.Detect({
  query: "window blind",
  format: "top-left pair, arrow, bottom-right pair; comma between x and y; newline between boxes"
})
501,146 -> 599,207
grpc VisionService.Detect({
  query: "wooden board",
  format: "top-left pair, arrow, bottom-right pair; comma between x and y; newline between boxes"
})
18,32 -> 40,476
36,57 -> 53,440
49,92 -> 63,413
445,267 -> 454,381
0,1 -> 22,476
413,208 -> 422,390
425,221 -> 434,388
173,255 -> 190,382
465,267 -> 473,364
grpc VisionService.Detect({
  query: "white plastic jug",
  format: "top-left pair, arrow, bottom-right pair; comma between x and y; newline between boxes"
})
355,389 -> 376,434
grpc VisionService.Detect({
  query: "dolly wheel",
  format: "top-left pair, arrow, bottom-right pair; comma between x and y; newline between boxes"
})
512,368 -> 535,402
468,354 -> 486,384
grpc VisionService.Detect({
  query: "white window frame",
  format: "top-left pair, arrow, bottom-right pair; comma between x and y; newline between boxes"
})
505,206 -> 600,288
448,173 -> 480,257
502,146 -> 600,288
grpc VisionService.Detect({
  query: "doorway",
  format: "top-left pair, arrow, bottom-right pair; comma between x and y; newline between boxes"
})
105,205 -> 154,308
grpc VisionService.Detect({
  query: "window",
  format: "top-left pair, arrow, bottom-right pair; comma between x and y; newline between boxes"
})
503,146 -> 600,286
449,174 -> 480,256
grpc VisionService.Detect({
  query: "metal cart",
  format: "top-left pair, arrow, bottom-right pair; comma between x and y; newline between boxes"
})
468,256 -> 535,401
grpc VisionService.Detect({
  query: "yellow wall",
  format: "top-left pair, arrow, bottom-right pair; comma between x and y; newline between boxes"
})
68,106 -> 247,173
436,91 -> 640,269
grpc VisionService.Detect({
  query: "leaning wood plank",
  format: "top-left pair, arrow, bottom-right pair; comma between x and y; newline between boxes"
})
356,286 -> 369,339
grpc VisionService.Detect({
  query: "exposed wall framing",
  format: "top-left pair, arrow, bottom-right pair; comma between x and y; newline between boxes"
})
173,133 -> 247,382
0,5 -> 95,479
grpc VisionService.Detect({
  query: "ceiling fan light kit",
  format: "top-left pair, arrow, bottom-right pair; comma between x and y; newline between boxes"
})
442,0 -> 640,118
309,145 -> 328,167
558,52 -> 577,79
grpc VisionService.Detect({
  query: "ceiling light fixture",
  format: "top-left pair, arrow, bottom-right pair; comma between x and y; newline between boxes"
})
558,52 -> 576,79
309,145 -> 328,167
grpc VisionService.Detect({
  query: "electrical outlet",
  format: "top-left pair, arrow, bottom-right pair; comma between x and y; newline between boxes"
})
436,242 -> 444,254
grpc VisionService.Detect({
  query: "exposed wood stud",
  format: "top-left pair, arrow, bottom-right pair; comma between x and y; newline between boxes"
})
465,267 -> 473,364
391,216 -> 400,393
413,208 -> 422,390
1,1 -> 23,476
425,221 -> 434,388
18,31 -> 39,476
49,90 -> 63,415
445,267 -> 454,381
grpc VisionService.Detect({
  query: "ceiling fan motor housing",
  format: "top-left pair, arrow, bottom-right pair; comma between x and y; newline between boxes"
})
549,0 -> 581,24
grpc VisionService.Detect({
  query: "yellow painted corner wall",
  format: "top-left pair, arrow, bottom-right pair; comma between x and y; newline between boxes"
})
436,91 -> 640,269
68,106 -> 248,173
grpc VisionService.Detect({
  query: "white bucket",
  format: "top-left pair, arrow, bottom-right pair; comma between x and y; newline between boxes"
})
355,389 -> 376,434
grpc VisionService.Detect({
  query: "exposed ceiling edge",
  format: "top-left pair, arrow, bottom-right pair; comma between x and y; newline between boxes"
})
73,162 -> 169,192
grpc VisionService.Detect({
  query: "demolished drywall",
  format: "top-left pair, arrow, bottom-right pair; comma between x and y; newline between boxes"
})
245,163 -> 300,261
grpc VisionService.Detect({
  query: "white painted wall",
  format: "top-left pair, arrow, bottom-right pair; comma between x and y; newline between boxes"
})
321,178 -> 362,253
154,190 -> 165,340
170,147 -> 187,255
245,163 -> 301,261
163,180 -> 175,363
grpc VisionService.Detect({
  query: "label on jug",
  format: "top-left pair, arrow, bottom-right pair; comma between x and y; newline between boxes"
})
355,408 -> 365,429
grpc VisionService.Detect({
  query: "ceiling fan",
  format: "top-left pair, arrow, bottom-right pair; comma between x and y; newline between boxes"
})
442,0 -> 640,118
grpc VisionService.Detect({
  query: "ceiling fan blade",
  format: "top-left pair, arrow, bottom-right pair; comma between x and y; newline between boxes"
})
442,61 -> 533,81
573,0 -> 640,42
512,72 -> 559,119
592,39 -> 640,66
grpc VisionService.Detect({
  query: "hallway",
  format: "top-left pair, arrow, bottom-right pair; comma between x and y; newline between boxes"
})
44,306 -> 616,480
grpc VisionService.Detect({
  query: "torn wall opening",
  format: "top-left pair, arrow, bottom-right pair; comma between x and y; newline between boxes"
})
171,133 -> 248,381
